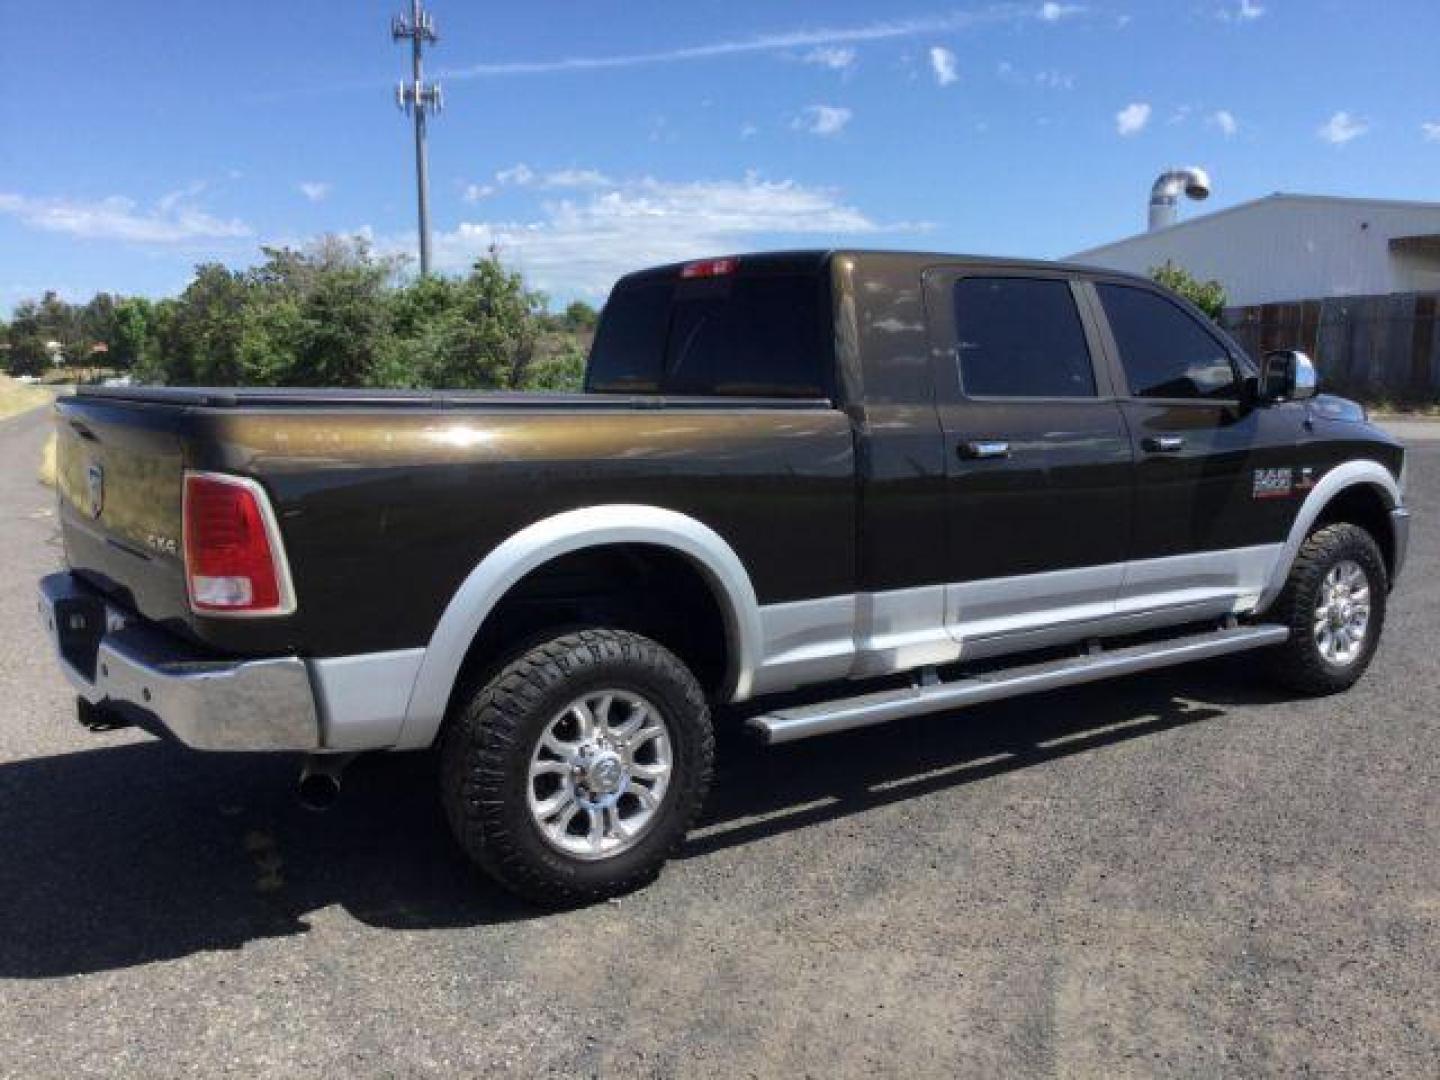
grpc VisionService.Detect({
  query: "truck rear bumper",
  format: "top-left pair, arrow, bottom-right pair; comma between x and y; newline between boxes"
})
37,572 -> 321,751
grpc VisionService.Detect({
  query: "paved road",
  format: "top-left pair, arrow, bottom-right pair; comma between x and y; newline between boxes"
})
1,404 -> 1437,1078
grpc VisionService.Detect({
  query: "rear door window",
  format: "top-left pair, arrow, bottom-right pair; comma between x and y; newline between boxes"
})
952,277 -> 1096,398
1097,283 -> 1238,400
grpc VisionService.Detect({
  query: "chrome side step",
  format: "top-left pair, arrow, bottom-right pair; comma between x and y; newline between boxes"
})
748,623 -> 1289,745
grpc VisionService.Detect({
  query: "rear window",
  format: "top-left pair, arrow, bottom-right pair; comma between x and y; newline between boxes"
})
586,270 -> 829,397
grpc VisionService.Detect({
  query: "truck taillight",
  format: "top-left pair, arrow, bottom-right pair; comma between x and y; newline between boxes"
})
680,257 -> 738,279
183,472 -> 296,616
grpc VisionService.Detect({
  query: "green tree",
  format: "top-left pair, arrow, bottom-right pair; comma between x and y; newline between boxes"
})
388,253 -> 545,389
561,300 -> 599,332
1150,261 -> 1227,322
109,297 -> 152,372
527,339 -> 587,391
4,300 -> 48,377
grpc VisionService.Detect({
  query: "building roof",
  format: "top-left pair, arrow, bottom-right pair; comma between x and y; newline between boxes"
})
1072,192 -> 1440,260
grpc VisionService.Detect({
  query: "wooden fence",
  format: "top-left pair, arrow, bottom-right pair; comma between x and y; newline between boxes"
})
1223,292 -> 1440,404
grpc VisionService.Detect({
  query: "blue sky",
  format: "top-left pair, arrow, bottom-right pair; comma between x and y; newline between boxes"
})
2,0 -> 1438,309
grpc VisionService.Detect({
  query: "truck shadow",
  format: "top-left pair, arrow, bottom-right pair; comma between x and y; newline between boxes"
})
0,659 -> 1286,979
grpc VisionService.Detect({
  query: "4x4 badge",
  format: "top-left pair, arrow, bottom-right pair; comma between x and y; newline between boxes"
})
1252,467 -> 1294,500
86,463 -> 105,519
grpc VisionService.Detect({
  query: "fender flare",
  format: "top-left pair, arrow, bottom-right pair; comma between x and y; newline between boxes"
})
394,505 -> 764,749
1253,459 -> 1401,614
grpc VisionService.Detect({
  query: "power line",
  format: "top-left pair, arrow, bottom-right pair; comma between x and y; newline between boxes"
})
392,0 -> 442,275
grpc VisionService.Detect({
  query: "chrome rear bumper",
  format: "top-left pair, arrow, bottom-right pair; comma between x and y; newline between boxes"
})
37,572 -> 321,751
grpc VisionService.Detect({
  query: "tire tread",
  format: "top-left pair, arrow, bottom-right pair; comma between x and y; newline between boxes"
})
440,627 -> 713,905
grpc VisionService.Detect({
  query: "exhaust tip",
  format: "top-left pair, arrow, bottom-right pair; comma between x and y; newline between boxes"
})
298,771 -> 341,812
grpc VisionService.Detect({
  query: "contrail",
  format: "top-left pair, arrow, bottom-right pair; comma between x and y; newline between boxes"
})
438,5 -> 1040,80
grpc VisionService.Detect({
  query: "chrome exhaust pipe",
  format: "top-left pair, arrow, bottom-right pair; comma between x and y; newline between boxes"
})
298,753 -> 354,811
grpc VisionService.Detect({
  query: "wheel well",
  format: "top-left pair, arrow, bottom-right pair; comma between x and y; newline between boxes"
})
1313,483 -> 1395,579
453,543 -> 732,705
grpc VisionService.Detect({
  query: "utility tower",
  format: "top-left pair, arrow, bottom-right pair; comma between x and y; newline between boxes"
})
392,0 -> 442,275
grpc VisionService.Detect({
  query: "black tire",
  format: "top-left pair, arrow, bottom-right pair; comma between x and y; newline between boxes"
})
1265,522 -> 1388,695
440,627 -> 713,905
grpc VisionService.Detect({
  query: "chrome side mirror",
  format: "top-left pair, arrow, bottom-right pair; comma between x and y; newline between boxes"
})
1260,350 -> 1318,403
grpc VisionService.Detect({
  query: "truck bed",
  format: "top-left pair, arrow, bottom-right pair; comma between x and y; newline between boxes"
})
54,387 -> 856,661
74,386 -> 833,411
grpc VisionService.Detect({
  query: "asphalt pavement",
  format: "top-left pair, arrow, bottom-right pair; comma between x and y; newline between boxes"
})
1,403 -> 1436,1078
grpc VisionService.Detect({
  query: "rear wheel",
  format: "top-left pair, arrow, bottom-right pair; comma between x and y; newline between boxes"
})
440,627 -> 713,905
1265,523 -> 1387,695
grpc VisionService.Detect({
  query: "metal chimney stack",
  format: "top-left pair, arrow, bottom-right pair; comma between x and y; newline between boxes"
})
1148,167 -> 1212,231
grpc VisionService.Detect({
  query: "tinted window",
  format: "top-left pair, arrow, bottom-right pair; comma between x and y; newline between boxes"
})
1097,284 -> 1237,400
586,281 -> 671,392
587,272 -> 826,397
952,277 -> 1095,398
666,274 -> 824,397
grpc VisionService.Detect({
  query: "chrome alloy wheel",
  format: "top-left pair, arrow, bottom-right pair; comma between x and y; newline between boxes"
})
1313,559 -> 1372,666
527,690 -> 674,860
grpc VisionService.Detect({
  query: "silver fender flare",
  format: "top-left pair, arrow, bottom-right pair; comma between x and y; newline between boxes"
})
395,505 -> 763,749
1253,459 -> 1401,614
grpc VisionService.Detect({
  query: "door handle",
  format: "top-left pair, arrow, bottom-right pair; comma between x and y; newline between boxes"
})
1142,435 -> 1185,454
959,440 -> 1011,460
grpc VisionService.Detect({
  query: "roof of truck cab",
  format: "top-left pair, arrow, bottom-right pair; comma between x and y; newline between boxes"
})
616,249 -> 1152,287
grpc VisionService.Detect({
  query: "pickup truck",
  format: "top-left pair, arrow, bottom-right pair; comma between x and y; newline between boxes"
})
38,250 -> 1409,904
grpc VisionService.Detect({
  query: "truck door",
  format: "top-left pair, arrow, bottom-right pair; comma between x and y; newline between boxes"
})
923,269 -> 1134,659
1086,279 -> 1299,620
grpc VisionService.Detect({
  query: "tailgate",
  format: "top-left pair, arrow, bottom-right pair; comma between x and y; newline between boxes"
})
54,396 -> 192,629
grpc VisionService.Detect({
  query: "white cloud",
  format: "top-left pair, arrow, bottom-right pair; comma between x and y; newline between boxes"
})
398,173 -> 894,298
496,162 -> 537,186
297,181 -> 332,203
1422,121 -> 1440,143
1115,102 -> 1152,136
1318,110 -> 1369,145
1219,0 -> 1265,20
929,46 -> 958,86
1209,109 -> 1239,137
802,46 -> 856,71
740,123 -> 759,139
462,183 -> 496,203
542,168 -> 612,189
441,9 -> 1055,79
794,104 -> 853,137
0,188 -> 251,245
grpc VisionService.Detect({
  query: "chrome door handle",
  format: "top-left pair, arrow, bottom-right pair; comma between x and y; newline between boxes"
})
959,440 -> 1011,460
1143,435 -> 1185,453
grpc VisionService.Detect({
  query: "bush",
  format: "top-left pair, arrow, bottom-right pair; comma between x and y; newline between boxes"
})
1150,261 -> 1227,322
8,236 -> 591,392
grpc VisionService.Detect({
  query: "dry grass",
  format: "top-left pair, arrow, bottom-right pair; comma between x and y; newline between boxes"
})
38,431 -> 58,488
0,376 -> 52,421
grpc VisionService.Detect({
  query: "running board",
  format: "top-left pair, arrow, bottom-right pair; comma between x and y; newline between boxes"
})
748,623 -> 1289,745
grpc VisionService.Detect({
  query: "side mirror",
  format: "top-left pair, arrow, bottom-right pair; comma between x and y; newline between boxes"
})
1259,349 -> 1318,403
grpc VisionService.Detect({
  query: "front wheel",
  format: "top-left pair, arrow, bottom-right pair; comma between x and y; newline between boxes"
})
1265,522 -> 1388,695
440,627 -> 713,905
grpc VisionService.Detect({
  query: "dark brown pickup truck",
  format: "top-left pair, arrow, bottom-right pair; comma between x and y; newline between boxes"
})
38,250 -> 1409,903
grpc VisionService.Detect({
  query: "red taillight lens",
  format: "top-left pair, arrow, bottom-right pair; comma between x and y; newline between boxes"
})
183,473 -> 293,615
680,256 -> 738,279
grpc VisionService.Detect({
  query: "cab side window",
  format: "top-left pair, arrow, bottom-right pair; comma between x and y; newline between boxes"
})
952,277 -> 1096,398
1096,283 -> 1238,400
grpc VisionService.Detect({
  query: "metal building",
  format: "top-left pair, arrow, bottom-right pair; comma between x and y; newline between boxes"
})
1070,193 -> 1440,308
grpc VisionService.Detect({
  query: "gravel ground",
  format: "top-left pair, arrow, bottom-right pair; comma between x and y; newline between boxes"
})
1,403 -> 1436,1078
